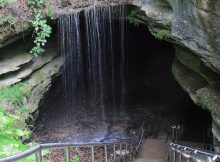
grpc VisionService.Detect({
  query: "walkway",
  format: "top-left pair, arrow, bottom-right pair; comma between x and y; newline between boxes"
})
135,139 -> 167,162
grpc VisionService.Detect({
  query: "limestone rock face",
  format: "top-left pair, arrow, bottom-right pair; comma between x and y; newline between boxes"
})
132,0 -> 220,146
0,42 -> 33,75
26,56 -> 64,118
0,41 -> 63,124
132,0 -> 220,73
0,0 -> 129,46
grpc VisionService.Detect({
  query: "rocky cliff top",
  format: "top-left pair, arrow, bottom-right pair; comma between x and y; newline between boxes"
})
0,0 -> 130,46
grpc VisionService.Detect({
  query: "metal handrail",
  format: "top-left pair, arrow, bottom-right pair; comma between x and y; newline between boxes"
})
0,122 -> 146,162
169,143 -> 220,162
167,124 -> 220,162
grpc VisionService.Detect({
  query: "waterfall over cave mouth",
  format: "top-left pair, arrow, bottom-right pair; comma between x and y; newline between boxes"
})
59,5 -> 128,118
32,5 -> 212,144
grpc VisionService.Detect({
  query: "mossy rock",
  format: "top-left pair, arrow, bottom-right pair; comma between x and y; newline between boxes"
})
193,84 -> 220,116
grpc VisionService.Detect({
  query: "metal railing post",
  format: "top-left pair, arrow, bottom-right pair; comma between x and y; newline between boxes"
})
113,144 -> 116,160
65,146 -> 70,162
35,150 -> 42,162
179,153 -> 182,162
104,145 -> 108,162
120,143 -> 122,158
91,146 -> 95,162
169,149 -> 172,162
125,143 -> 128,160
207,156 -> 213,162
130,144 -> 133,160
173,150 -> 176,162
171,125 -> 176,142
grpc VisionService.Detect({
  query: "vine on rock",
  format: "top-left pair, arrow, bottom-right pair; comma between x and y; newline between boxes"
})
27,0 -> 53,56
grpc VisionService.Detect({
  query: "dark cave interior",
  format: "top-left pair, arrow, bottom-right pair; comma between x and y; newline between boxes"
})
33,16 -> 212,144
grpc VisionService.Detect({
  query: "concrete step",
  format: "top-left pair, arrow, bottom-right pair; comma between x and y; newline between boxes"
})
134,139 -> 168,162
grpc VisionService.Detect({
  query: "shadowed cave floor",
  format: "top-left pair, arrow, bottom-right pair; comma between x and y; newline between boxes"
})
31,77 -> 186,144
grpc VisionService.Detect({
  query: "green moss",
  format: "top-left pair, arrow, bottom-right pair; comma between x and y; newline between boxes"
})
165,21 -> 172,29
194,85 -> 220,116
34,71 -> 45,81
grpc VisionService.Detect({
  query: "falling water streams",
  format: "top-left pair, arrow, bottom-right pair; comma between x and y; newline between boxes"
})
59,5 -> 128,121
34,5 -> 204,144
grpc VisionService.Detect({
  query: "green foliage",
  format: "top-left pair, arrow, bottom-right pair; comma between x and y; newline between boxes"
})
0,83 -> 36,160
47,5 -> 55,19
0,0 -> 16,7
72,157 -> 80,162
127,9 -> 142,27
155,30 -> 171,40
30,12 -> 52,56
0,82 -> 33,126
27,0 -> 53,56
0,83 -> 31,107
0,108 -> 33,159
0,109 -> 30,141
0,0 -> 53,56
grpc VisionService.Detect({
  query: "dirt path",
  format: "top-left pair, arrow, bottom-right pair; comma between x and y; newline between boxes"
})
135,139 -> 168,162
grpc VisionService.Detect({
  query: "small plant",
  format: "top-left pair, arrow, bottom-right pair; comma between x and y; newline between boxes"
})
30,11 -> 52,56
0,0 -> 53,56
127,9 -> 142,27
155,30 -> 171,40
27,0 -> 53,56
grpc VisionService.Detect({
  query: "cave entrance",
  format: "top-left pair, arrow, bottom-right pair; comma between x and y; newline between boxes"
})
33,7 -> 212,144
